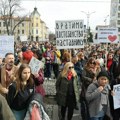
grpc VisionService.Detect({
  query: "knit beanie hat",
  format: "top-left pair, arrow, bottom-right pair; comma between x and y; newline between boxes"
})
97,70 -> 109,80
23,50 -> 33,61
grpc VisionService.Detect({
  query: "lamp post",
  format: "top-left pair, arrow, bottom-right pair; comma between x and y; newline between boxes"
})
104,15 -> 109,25
81,11 -> 95,44
81,11 -> 95,29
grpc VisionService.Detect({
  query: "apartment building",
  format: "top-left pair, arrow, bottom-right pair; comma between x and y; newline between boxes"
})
110,0 -> 120,39
0,7 -> 48,41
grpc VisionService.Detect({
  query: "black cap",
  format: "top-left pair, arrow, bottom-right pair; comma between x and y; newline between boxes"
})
97,71 -> 109,80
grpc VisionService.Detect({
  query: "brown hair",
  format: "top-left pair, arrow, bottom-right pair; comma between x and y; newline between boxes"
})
77,52 -> 84,60
15,64 -> 34,92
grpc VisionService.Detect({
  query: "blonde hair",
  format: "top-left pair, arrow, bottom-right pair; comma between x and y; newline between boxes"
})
61,62 -> 77,78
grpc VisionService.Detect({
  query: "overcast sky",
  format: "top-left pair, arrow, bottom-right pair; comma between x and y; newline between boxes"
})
21,0 -> 111,33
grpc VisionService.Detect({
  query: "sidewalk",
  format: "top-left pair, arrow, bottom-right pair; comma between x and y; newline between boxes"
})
43,80 -> 81,120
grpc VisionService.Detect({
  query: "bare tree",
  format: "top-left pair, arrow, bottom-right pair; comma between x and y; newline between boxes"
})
0,0 -> 26,35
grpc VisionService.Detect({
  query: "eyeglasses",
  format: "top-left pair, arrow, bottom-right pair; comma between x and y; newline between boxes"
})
90,61 -> 96,65
69,66 -> 74,69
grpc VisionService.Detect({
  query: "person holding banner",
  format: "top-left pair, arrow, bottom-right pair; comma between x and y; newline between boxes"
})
109,75 -> 120,120
32,49 -> 45,97
22,49 -> 45,97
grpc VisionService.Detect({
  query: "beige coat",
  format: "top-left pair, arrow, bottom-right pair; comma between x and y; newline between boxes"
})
0,64 -> 18,95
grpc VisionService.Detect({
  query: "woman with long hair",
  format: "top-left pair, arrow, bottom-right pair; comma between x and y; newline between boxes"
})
80,57 -> 99,120
56,62 -> 80,120
7,64 -> 34,120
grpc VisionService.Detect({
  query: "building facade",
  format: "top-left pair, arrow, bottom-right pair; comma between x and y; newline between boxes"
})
110,0 -> 120,39
0,7 -> 49,41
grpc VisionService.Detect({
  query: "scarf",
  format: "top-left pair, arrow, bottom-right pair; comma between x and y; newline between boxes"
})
67,71 -> 73,81
107,59 -> 113,71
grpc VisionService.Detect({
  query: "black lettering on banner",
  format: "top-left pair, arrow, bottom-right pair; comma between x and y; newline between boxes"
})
56,30 -> 84,38
65,23 -> 68,29
80,22 -> 83,29
114,86 -> 120,92
72,22 -> 75,29
76,22 -> 79,29
56,39 -> 84,47
61,23 -> 63,29
63,40 -> 65,46
56,23 -> 59,29
68,22 -> 71,29
79,31 -> 83,37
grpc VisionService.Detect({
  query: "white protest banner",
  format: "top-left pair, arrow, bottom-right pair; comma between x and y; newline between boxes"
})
29,56 -> 44,74
55,20 -> 84,49
20,35 -> 27,42
97,28 -> 118,43
93,39 -> 100,44
113,84 -> 120,109
0,36 -> 14,58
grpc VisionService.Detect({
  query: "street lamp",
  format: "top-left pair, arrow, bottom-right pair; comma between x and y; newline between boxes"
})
81,11 -> 96,30
81,11 -> 95,44
104,15 -> 109,25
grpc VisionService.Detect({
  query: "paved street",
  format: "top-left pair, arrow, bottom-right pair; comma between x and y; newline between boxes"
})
43,80 -> 82,120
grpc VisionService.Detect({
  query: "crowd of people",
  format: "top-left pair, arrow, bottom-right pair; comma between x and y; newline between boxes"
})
0,41 -> 120,120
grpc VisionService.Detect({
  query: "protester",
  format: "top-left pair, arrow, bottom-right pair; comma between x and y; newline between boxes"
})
0,53 -> 18,97
56,62 -> 80,120
86,70 -> 111,120
51,46 -> 61,79
80,57 -> 98,120
43,44 -> 54,80
110,49 -> 120,80
7,64 -> 35,120
110,75 -> 120,120
32,49 -> 46,97
0,94 -> 16,120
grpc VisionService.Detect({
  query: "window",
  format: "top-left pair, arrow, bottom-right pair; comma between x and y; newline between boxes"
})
36,29 -> 38,34
119,0 -> 120,3
118,20 -> 120,25
22,30 -> 24,34
118,6 -> 120,11
118,13 -> 120,18
3,22 -> 5,27
118,28 -> 120,32
22,23 -> 24,27
36,23 -> 38,27
0,30 -> 1,34
0,22 -> 1,27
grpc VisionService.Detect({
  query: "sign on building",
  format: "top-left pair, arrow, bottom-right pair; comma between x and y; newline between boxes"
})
55,20 -> 84,49
97,28 -> 118,43
0,36 -> 14,58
